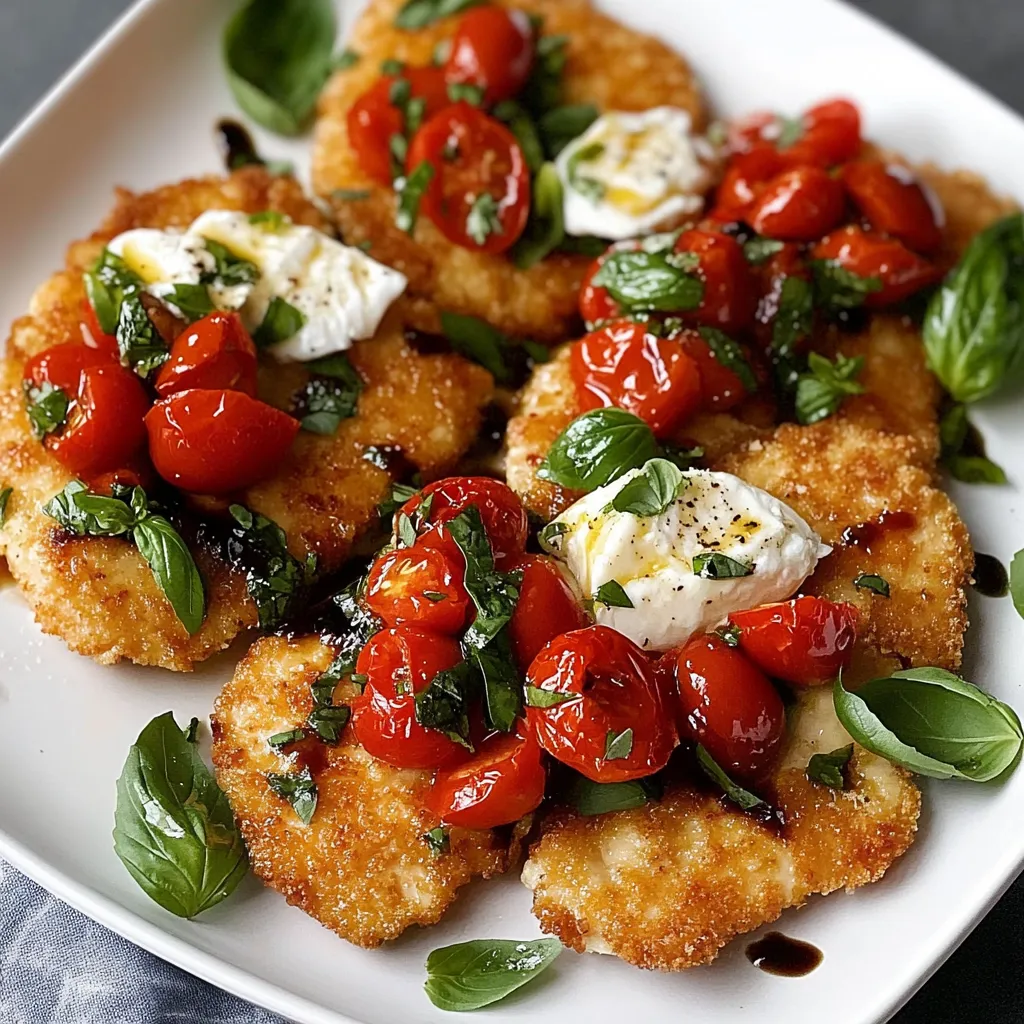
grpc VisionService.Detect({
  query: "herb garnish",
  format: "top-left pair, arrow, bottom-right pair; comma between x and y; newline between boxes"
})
696,744 -> 770,812
811,259 -> 883,310
394,0 -> 483,29
0,486 -> 11,527
396,161 -> 435,233
161,283 -> 216,322
565,141 -> 606,202
564,773 -> 662,816
253,296 -> 306,348
267,767 -> 318,825
510,162 -> 565,269
743,237 -> 785,265
268,727 -> 307,749
591,248 -> 703,314
692,552 -> 753,579
604,727 -> 633,761
539,103 -> 598,157
424,826 -> 450,855
84,249 -> 143,335
415,659 -> 478,749
853,572 -> 890,598
794,352 -> 865,425
117,292 -> 170,377
466,192 -> 503,246
806,744 -> 853,790
593,580 -> 633,609
939,403 -> 1008,485
24,382 -> 69,439
609,458 -> 685,516
524,686 -> 577,708
294,352 -> 365,434
699,327 -> 758,392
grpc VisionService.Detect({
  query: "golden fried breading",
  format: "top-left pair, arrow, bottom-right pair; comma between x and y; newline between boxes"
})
0,168 -> 492,669
312,0 -> 707,341
212,634 -> 510,947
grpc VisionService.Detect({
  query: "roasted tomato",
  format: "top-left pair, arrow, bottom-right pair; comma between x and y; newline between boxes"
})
347,67 -> 451,185
674,229 -> 756,333
396,476 -> 528,567
351,626 -> 469,770
444,6 -> 535,105
79,298 -> 120,360
570,320 -> 702,438
840,160 -> 943,254
677,330 -> 751,412
663,634 -> 785,782
407,102 -> 530,253
23,342 -> 116,396
526,624 -> 678,783
507,554 -> 589,672
728,596 -> 858,687
365,532 -> 472,635
86,458 -> 155,497
154,312 -> 258,398
747,166 -> 846,242
578,240 -> 638,327
711,146 -> 792,222
812,225 -> 940,308
144,389 -> 299,494
427,726 -> 546,829
785,98 -> 862,167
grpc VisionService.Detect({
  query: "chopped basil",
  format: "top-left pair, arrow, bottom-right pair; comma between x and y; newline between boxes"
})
521,33 -> 569,119
113,712 -> 247,918
699,327 -> 758,392
610,457 -> 685,517
511,162 -> 565,270
771,275 -> 814,392
253,296 -> 306,347
268,727 -> 306,749
395,0 -> 482,29
117,292 -> 170,377
946,454 -> 1009,485
325,578 -> 383,677
306,704 -> 351,744
743,237 -> 785,265
493,100 -> 544,173
424,826 -> 450,856
660,441 -> 705,471
415,659 -> 477,749
1011,549 -> 1024,621
564,773 -> 662,816
183,717 -> 200,744
557,234 -> 609,258
333,48 -> 360,71
267,767 -> 318,824
591,249 -> 703,314
696,744 -> 767,812
295,353 -> 364,434
465,192 -> 502,246
806,744 -> 853,790
939,403 -> 1008,484
161,283 -> 215,322
441,312 -> 512,383
378,481 -> 419,523
525,685 -> 577,708
396,512 -> 417,548
565,141 -> 605,202
447,82 -> 484,106
249,209 -> 288,229
692,552 -> 752,579
795,351 -> 865,425
604,727 -> 633,761
812,259 -> 883,310
24,381 -> 69,439
715,623 -> 741,647
593,580 -> 633,609
775,115 -> 805,149
381,57 -> 405,75
0,486 -> 11,527
538,520 -> 567,550
203,239 -> 260,288
538,103 -> 598,157
84,249 -> 142,334
853,572 -> 890,598
396,160 -> 435,233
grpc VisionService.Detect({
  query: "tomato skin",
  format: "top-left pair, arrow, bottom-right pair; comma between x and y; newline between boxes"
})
144,389 -> 299,494
347,67 -> 451,186
578,240 -> 639,327
154,312 -> 258,398
840,160 -> 943,254
748,166 -> 846,242
365,532 -> 472,634
507,555 -> 589,673
397,476 -> 528,567
571,320 -> 702,439
526,625 -> 678,784
445,6 -> 535,105
786,99 -> 862,167
86,458 -> 155,496
427,727 -> 546,829
664,635 -> 786,783
729,596 -> 859,687
352,626 -> 469,770
675,230 -> 756,333
23,342 -> 115,395
79,299 -> 121,359
407,102 -> 530,253
712,146 -> 791,222
812,225 -> 940,308
677,331 -> 749,412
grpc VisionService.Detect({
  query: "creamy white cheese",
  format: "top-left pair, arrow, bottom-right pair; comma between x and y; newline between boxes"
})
555,107 -> 713,240
106,210 -> 407,361
542,466 -> 830,652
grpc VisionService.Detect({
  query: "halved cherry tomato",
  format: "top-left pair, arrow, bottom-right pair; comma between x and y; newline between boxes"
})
351,626 -> 469,770
840,160 -> 943,254
427,726 -> 546,829
407,102 -> 530,253
144,389 -> 299,494
347,67 -> 451,185
729,596 -> 858,687
48,364 -> 150,478
79,299 -> 120,360
785,98 -> 862,167
748,166 -> 846,242
677,330 -> 750,412
726,110 -> 778,156
445,6 -> 535,105
365,532 -> 472,634
154,312 -> 258,398
526,624 -> 678,783
711,146 -> 791,222
578,240 -> 637,327
507,554 -> 589,672
663,634 -> 785,783
23,342 -> 114,395
812,225 -> 940,308
571,320 -> 702,438
675,229 -> 756,333
397,476 -> 528,567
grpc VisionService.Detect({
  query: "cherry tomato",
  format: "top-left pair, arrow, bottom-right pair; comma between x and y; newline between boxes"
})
48,364 -> 150,478
571,320 -> 702,438
23,342 -> 114,395
786,99 -> 862,167
811,225 -> 940,308
674,229 -> 756,333
748,166 -> 846,242
445,6 -> 535,105
397,476 -> 528,567
526,625 -> 678,784
86,458 -> 155,497
347,67 -> 451,185
677,330 -> 750,412
154,312 -> 258,398
751,241 -> 811,345
663,635 -> 785,783
840,160 -> 943,254
407,102 -> 530,253
79,299 -> 120,360
578,240 -> 639,327
365,532 -> 472,634
351,626 -> 469,770
712,146 -> 791,222
507,555 -> 588,672
729,596 -> 859,687
427,727 -> 546,829
144,389 -> 299,494
726,110 -> 778,156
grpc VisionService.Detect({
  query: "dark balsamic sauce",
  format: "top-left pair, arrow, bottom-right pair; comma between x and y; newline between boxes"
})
840,509 -> 916,554
746,932 -> 823,977
972,552 -> 1009,598
215,118 -> 262,172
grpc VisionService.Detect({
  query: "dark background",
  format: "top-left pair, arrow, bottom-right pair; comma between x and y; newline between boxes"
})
1,1 -> 1021,1021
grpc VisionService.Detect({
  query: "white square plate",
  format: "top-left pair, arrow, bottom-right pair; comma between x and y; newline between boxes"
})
2,1 -> 1023,1022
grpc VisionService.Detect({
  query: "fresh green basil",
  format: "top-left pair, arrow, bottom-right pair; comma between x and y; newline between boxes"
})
493,101 -> 544,173
223,0 -> 336,136
511,163 -> 565,270
44,480 -> 135,537
113,712 -> 248,918
249,210 -> 289,229
775,115 -> 805,149
923,213 -> 1024,403
296,353 -> 364,434
525,686 -> 577,708
396,160 -> 435,233
324,578 -> 383,677
947,454 -> 1009,484
853,572 -> 890,598
715,623 -> 741,647
795,352 -> 865,425
660,441 -> 705,471
591,250 -> 703,313
695,744 -> 766,811
939,403 -> 1008,484
424,826 -> 450,856
743,237 -> 785,265
378,481 -> 419,523
84,249 -> 142,335
441,312 -> 514,383
538,521 -> 567,549
268,727 -> 306,749
267,767 -> 318,824
1011,549 -> 1024,620
833,669 -> 1023,781
812,259 -> 883,310
538,408 -> 660,492
117,293 -> 169,377
306,703 -> 351,744
424,938 -> 563,1012
24,382 -> 69,439
806,744 -> 853,790
610,458 -> 684,516
699,327 -> 758,392
521,33 -> 569,119
415,659 -> 477,749
564,773 -> 662,816
565,141 -> 606,202
395,0 -> 483,29
771,275 -> 814,392
0,486 -> 11,527
604,728 -> 633,761
448,82 -> 485,106
253,296 -> 306,348
538,103 -> 599,158
162,283 -> 215,322
333,48 -> 360,71
594,580 -> 633,609
693,552 -> 752,579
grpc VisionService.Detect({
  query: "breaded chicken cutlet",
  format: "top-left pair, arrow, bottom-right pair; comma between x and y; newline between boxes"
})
0,168 -> 492,670
312,0 -> 707,342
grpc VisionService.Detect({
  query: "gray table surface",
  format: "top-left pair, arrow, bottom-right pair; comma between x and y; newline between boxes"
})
2,1 -> 1023,1022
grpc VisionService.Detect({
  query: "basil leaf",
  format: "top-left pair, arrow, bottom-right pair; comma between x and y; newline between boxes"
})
659,441 -> 705,472
117,292 -> 169,377
415,660 -> 477,749
133,515 -> 206,636
24,381 -> 69,439
424,826 -> 450,855
84,249 -> 142,335
268,728 -> 306,749
43,480 -> 135,537
610,458 -> 684,516
326,579 -> 383,676
441,311 -> 512,383
253,296 -> 306,348
564,773 -> 662,816
939,402 -> 1008,483
538,103 -> 598,157
448,82 -> 485,106
296,354 -> 364,434
833,669 -> 1023,781
525,686 -> 577,708
511,163 -> 565,270
538,408 -> 660,492
396,160 -> 434,233
565,141 -> 606,202
466,191 -> 504,247
267,767 -> 318,824
806,744 -> 853,790
923,213 -> 1024,403
161,283 -> 215,322
306,703 -> 351,744
591,250 -> 704,313
424,938 -> 562,1012
538,521 -> 567,551
795,352 -> 865,425
696,744 -> 766,811
776,115 -> 805,149
333,48 -> 360,71
947,454 -> 1008,484
378,481 -> 419,523
395,0 -> 483,29
715,623 -> 741,647
558,235 -> 611,259
743,237 -> 785,265
493,101 -> 544,173
693,552 -> 752,579
853,572 -> 890,598
594,580 -> 633,609
249,210 -> 289,229
223,0 -> 336,136
604,727 -> 633,761
521,34 -> 569,121
0,486 -> 10,527
771,275 -> 814,392
699,327 -> 758,392
113,712 -> 248,918
812,260 -> 883,310
468,636 -> 523,734
1011,549 -> 1024,620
